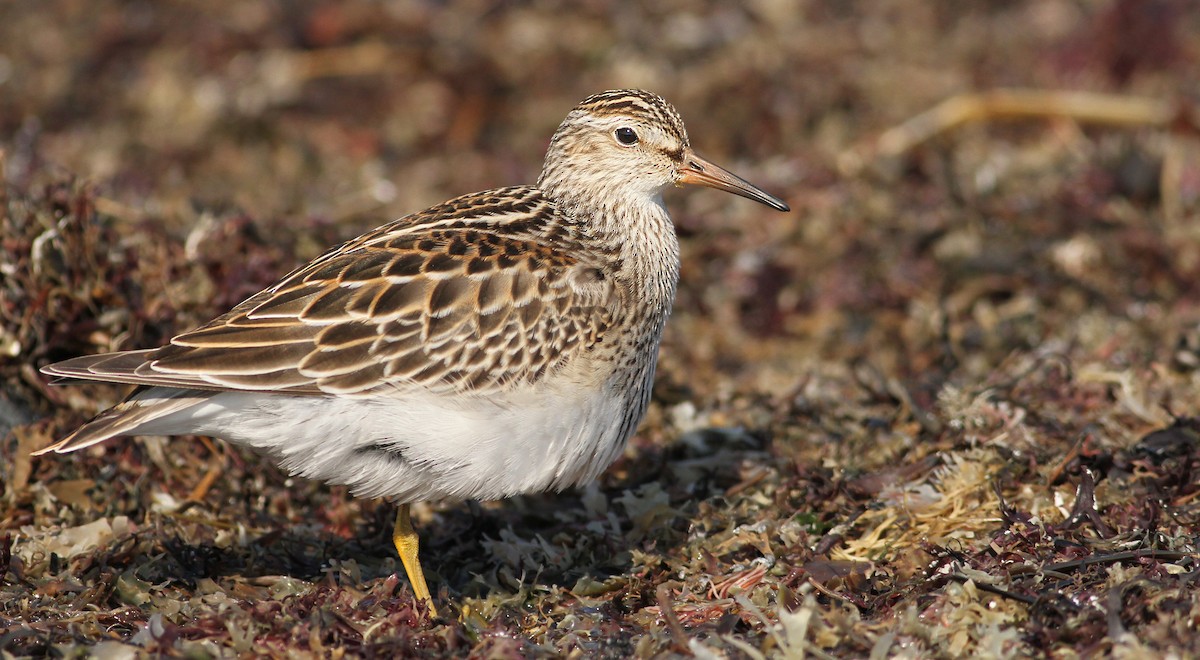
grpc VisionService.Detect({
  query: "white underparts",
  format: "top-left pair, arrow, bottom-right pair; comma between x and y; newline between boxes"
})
128,377 -> 641,503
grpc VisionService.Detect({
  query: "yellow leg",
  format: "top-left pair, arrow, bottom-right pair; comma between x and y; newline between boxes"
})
393,503 -> 438,617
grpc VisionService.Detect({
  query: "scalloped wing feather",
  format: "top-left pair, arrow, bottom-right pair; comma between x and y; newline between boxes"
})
41,187 -> 618,398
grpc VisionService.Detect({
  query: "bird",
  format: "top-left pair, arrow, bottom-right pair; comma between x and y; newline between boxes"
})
34,89 -> 790,616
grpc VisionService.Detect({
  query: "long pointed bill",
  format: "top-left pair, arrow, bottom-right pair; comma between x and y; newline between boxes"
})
677,151 -> 790,212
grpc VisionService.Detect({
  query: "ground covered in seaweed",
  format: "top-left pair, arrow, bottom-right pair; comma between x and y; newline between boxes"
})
4,1 -> 1200,657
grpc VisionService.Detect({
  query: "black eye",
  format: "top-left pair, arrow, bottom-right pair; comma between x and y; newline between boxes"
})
614,127 -> 639,145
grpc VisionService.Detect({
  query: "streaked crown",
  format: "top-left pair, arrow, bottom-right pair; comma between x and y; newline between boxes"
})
572,89 -> 689,146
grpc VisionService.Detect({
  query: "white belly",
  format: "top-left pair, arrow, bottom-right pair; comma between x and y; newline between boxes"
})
135,379 -> 641,502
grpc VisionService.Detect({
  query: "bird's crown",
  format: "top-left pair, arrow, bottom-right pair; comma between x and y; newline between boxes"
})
571,89 -> 689,146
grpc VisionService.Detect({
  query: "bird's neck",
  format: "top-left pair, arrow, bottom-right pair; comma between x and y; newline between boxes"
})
540,174 -> 681,309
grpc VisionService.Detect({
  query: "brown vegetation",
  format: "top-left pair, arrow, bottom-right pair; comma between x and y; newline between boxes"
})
3,1 -> 1200,656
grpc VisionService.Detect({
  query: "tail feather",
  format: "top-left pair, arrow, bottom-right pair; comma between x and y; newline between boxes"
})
40,350 -> 226,391
33,390 -> 209,455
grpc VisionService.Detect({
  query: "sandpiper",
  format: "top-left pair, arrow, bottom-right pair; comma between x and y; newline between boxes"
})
35,89 -> 789,615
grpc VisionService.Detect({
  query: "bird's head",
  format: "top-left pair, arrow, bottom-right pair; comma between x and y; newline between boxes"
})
540,89 -> 789,213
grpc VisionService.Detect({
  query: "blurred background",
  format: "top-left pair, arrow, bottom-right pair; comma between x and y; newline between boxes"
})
4,0 -> 1200,656
4,0 -> 1196,396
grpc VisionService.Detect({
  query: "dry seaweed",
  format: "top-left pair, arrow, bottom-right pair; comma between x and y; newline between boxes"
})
4,0 -> 1200,657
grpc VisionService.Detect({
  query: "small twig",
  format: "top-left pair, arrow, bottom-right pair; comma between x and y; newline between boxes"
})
1045,549 -> 1194,574
656,583 -> 693,655
1045,432 -> 1087,487
186,436 -> 226,502
944,573 -> 1038,605
840,89 -> 1194,176
1170,488 -> 1200,507
724,465 -> 771,497
285,41 -> 395,80
806,576 -> 860,608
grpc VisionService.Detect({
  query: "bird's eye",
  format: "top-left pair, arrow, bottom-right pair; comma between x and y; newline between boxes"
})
614,127 -> 639,146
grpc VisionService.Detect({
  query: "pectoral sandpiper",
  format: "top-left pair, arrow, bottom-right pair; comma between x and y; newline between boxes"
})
35,89 -> 789,615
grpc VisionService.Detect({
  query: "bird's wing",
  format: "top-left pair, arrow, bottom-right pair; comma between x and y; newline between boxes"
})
42,187 -> 619,397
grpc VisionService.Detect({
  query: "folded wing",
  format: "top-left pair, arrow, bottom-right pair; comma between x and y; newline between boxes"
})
42,187 -> 618,399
